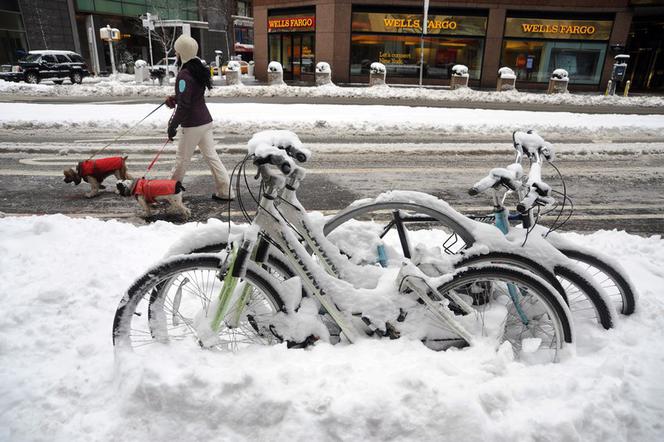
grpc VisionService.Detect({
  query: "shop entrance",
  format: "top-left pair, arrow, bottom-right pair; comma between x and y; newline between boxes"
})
626,14 -> 664,91
268,32 -> 315,82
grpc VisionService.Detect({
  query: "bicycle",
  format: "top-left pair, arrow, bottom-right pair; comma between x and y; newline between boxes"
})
323,131 -> 636,328
113,131 -> 574,362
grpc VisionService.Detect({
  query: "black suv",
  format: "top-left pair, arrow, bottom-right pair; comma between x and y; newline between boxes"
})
0,50 -> 90,84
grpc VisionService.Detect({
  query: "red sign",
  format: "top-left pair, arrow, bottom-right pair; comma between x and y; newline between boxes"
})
268,15 -> 315,32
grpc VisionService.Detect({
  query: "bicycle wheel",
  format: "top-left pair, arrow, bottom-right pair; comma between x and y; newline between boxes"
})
553,264 -> 614,329
558,248 -> 636,315
454,252 -> 614,329
113,254 -> 285,351
433,265 -> 574,363
323,202 -> 475,263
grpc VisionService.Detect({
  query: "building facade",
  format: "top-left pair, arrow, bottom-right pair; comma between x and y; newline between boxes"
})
0,1 -> 251,73
253,0 -> 663,91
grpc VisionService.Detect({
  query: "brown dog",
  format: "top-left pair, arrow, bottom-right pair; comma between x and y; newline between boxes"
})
116,178 -> 190,218
63,156 -> 132,198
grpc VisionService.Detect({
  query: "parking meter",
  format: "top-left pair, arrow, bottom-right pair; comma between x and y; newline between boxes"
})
215,50 -> 223,75
608,54 -> 629,95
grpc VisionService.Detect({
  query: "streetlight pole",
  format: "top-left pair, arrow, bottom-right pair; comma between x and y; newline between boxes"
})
418,0 -> 430,87
147,13 -> 154,67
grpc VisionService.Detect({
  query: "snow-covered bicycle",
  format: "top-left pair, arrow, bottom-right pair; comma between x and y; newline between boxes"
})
323,131 -> 637,328
113,131 -> 574,362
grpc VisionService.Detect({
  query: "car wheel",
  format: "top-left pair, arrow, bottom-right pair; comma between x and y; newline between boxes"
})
70,72 -> 82,84
168,71 -> 175,78
25,72 -> 40,84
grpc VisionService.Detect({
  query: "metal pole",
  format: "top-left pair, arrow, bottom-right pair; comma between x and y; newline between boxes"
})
147,13 -> 154,67
418,0 -> 430,87
108,40 -> 117,75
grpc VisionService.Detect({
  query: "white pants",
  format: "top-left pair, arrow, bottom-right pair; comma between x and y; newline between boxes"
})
171,122 -> 234,198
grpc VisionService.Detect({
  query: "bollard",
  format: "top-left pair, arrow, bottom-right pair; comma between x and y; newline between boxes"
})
267,61 -> 285,86
248,60 -> 255,77
450,64 -> 469,90
496,66 -> 516,91
624,80 -> 631,97
369,62 -> 386,86
547,69 -> 569,94
315,62 -> 332,86
605,80 -> 612,96
225,60 -> 242,86
134,59 -> 149,84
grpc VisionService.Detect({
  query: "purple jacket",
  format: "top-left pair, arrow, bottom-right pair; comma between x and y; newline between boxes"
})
169,67 -> 212,129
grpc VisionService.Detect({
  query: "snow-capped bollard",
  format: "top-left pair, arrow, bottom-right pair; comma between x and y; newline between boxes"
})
369,62 -> 386,86
315,62 -> 332,86
134,59 -> 149,84
547,69 -> 569,94
497,67 -> 516,91
267,61 -> 284,86
225,60 -> 242,86
248,60 -> 255,77
450,64 -> 469,90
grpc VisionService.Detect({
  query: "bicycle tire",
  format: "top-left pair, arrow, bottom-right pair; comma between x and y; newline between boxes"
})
454,251 -> 568,303
553,263 -> 614,330
113,254 -> 286,351
323,201 -> 475,260
434,265 -> 574,362
557,248 -> 636,315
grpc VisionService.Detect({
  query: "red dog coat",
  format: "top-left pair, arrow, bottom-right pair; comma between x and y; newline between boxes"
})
78,157 -> 125,182
132,178 -> 180,204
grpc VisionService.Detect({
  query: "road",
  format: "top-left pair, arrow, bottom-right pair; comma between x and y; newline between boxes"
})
1,143 -> 662,235
1,93 -> 663,115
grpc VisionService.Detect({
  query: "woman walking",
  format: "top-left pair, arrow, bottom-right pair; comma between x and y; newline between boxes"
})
167,34 -> 234,201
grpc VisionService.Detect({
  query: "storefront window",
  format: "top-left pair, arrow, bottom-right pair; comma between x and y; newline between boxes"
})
350,34 -> 483,79
502,40 -> 607,84
501,17 -> 612,85
350,11 -> 486,81
267,11 -> 315,81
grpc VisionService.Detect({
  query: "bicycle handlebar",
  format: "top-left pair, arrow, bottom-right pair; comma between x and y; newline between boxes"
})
512,130 -> 556,161
282,145 -> 309,163
254,154 -> 292,175
468,164 -> 524,196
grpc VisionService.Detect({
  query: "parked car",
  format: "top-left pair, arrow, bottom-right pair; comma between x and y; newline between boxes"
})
0,50 -> 89,84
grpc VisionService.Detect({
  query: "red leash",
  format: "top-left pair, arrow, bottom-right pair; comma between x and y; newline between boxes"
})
143,139 -> 172,178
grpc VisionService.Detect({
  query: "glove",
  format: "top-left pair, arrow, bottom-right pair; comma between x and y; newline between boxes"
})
167,125 -> 177,141
165,95 -> 176,109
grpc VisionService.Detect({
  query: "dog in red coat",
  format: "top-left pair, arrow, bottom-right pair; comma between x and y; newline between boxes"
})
63,156 -> 132,198
116,178 -> 190,218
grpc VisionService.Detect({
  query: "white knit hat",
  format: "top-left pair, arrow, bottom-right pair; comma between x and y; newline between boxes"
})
174,34 -> 198,64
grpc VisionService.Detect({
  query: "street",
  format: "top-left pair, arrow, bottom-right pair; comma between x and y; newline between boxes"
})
1,143 -> 662,234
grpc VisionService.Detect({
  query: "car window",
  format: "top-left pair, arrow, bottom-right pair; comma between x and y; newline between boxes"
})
55,55 -> 70,63
22,54 -> 41,62
42,55 -> 57,63
68,54 -> 84,63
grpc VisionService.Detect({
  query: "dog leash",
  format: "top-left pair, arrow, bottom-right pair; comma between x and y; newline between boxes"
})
86,100 -> 168,161
142,139 -> 172,179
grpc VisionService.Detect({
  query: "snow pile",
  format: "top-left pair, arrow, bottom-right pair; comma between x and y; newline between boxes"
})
1,214 -> 663,441
2,102 -> 664,141
3,77 -> 663,108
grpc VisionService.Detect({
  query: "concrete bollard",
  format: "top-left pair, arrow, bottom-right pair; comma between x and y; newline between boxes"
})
369,62 -> 386,86
315,62 -> 332,86
496,66 -> 516,91
225,60 -> 242,86
134,59 -> 149,84
450,64 -> 469,90
547,69 -> 569,94
267,61 -> 285,86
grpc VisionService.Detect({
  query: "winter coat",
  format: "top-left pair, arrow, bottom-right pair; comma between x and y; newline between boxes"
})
132,178 -> 179,204
169,65 -> 212,130
77,157 -> 124,182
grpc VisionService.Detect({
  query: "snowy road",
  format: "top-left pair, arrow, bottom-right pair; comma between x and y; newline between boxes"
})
1,146 -> 662,234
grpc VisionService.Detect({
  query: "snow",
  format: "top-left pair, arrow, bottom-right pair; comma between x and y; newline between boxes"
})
1,214 -> 663,441
2,102 -> 664,142
2,78 -> 664,108
267,61 -> 283,73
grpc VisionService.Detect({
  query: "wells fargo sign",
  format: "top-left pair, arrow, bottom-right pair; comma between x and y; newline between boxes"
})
268,15 -> 315,32
504,18 -> 612,40
352,12 -> 487,36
